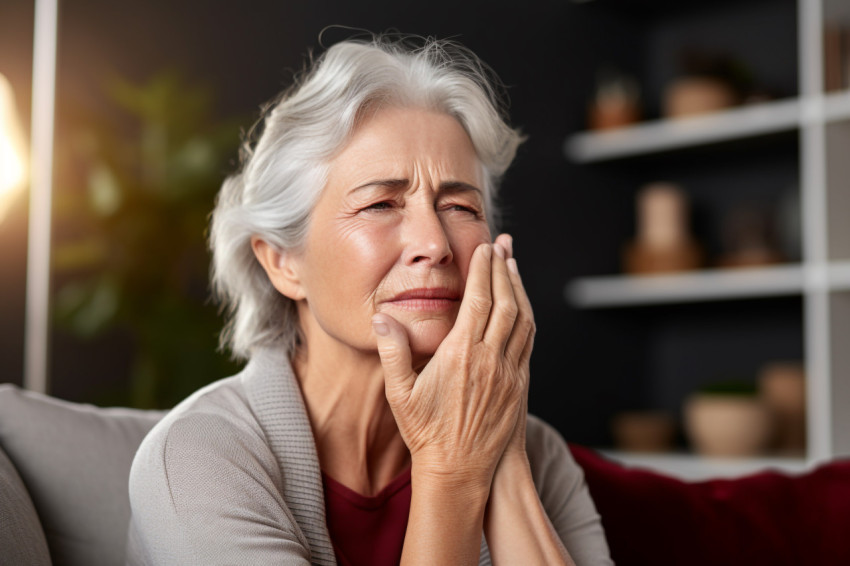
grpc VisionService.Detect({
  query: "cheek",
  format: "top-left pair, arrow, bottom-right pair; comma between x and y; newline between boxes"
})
327,220 -> 399,294
450,225 -> 492,280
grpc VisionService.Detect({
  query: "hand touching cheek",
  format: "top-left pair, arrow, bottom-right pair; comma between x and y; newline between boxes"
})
373,234 -> 536,487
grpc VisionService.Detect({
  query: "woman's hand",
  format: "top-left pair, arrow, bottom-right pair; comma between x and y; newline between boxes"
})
374,234 -> 555,566
371,233 -> 535,488
492,234 -> 535,468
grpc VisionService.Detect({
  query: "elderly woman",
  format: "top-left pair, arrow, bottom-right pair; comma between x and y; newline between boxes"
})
127,36 -> 612,566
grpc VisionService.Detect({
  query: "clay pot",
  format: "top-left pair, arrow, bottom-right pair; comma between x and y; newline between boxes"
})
760,362 -> 806,454
664,76 -> 737,119
589,98 -> 641,130
611,411 -> 675,453
684,394 -> 771,457
623,182 -> 703,275
624,240 -> 703,274
716,204 -> 784,268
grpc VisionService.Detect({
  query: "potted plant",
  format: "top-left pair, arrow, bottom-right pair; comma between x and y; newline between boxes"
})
684,379 -> 771,458
52,71 -> 245,408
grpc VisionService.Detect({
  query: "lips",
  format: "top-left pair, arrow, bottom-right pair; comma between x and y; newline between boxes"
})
382,287 -> 461,311
390,288 -> 461,301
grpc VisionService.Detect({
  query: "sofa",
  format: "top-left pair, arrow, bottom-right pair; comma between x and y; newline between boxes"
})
0,384 -> 165,566
2,382 -> 850,566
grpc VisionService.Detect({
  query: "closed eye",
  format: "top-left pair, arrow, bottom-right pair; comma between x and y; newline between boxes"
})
443,203 -> 482,218
362,201 -> 394,211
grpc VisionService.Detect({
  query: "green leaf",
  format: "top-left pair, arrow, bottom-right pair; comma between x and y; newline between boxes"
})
55,278 -> 120,337
88,164 -> 122,216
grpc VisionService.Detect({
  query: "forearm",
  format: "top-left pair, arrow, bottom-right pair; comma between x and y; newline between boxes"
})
400,466 -> 490,566
484,453 -> 575,566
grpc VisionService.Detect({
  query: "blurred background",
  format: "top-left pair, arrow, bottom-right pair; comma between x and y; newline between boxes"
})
2,0 -> 849,474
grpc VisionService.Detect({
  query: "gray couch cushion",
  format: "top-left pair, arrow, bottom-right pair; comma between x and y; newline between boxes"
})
0,442 -> 51,566
0,384 -> 165,566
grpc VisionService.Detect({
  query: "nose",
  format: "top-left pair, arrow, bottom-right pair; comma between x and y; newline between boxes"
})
402,206 -> 453,267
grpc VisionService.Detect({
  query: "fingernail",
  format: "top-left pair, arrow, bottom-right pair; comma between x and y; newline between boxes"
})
494,243 -> 505,259
482,244 -> 492,258
506,235 -> 514,257
372,319 -> 389,336
507,258 -> 518,274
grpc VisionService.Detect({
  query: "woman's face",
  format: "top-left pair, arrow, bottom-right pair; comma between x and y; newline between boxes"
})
287,105 -> 491,361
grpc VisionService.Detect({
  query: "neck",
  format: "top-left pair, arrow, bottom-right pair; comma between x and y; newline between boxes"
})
293,329 -> 410,497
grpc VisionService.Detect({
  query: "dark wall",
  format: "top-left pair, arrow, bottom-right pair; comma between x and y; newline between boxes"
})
0,0 -> 618,444
0,0 -> 801,447
0,0 -> 34,390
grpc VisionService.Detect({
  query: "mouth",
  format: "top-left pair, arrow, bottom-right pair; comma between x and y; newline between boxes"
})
382,287 -> 461,312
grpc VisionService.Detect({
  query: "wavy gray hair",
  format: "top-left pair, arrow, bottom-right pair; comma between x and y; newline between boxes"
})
209,35 -> 524,360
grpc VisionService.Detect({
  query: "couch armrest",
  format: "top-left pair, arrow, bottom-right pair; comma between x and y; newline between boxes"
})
0,441 -> 51,566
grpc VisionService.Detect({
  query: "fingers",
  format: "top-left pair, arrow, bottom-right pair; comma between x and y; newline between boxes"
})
452,243 -> 494,342
482,242 -> 519,352
493,233 -> 513,258
372,313 -> 417,402
504,257 -> 535,366
452,234 -> 525,356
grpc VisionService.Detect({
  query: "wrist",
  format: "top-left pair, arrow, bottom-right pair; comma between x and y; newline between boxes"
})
497,444 -> 531,473
411,459 -> 493,501
404,463 -> 492,566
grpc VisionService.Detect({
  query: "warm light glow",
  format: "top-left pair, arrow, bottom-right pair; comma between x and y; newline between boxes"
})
0,73 -> 27,222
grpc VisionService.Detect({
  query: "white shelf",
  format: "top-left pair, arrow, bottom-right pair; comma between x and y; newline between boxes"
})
600,450 -> 811,481
567,264 -> 805,308
828,261 -> 850,290
565,92 -> 850,164
565,97 -> 801,163
824,90 -> 850,122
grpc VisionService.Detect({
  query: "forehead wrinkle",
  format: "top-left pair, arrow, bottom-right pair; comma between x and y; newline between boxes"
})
349,178 -> 409,194
347,178 -> 482,200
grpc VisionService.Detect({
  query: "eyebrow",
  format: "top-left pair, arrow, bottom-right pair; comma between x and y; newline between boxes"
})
351,179 -> 483,195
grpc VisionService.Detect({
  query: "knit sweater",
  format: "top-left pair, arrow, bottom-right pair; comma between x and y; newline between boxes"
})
126,347 -> 612,565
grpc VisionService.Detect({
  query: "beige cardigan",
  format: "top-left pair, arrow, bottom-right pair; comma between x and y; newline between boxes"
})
126,347 -> 612,565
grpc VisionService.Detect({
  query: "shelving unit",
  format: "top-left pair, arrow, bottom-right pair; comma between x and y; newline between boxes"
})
564,0 -> 850,478
566,91 -> 850,164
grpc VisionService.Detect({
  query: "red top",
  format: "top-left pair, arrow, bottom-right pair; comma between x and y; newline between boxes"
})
322,468 -> 412,566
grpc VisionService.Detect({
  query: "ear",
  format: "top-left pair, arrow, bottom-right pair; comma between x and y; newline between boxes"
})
251,237 -> 306,301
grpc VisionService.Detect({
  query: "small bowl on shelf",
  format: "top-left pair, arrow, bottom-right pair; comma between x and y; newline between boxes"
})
684,393 -> 771,458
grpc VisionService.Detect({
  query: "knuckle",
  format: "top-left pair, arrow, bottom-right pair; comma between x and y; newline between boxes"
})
468,294 -> 492,315
378,344 -> 403,364
503,373 -> 524,402
520,297 -> 535,317
523,317 -> 537,338
509,314 -> 534,342
512,377 -> 526,398
498,299 -> 519,321
449,344 -> 471,366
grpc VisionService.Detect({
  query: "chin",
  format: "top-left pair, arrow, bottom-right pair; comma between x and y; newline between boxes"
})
405,319 -> 453,359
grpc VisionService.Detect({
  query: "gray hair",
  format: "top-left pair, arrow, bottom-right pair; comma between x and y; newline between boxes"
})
209,35 -> 525,360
